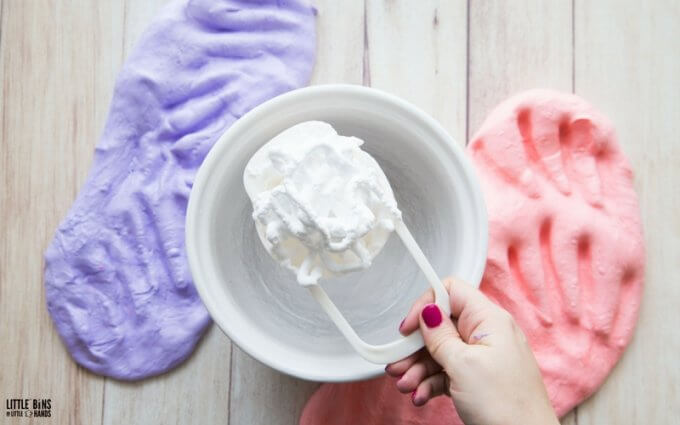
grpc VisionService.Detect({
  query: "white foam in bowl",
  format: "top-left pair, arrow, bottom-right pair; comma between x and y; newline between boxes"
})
186,85 -> 488,382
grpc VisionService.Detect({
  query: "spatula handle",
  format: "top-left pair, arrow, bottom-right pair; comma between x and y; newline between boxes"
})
307,220 -> 450,365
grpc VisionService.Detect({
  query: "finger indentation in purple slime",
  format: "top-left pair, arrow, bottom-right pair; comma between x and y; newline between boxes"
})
44,0 -> 316,380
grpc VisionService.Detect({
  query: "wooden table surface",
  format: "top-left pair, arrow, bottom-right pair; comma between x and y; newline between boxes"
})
1,1 -> 678,424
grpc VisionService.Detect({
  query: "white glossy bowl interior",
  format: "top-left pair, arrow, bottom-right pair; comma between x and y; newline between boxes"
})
186,85 -> 488,382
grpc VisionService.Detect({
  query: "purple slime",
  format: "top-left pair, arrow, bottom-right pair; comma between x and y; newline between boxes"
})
44,0 -> 316,380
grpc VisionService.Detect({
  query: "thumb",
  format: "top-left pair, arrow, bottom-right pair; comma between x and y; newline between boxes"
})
419,303 -> 467,369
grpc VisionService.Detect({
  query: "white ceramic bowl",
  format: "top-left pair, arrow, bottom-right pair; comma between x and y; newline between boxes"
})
186,85 -> 487,382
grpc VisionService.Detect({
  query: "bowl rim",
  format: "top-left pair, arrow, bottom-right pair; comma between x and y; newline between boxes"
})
186,84 -> 488,381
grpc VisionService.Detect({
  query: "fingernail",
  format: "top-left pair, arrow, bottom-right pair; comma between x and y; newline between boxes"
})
421,304 -> 442,328
399,319 -> 405,330
411,390 -> 423,406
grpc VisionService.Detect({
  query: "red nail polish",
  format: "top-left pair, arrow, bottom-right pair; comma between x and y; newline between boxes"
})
422,304 -> 442,328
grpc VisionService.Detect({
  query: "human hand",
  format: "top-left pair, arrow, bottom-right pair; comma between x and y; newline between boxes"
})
385,278 -> 560,425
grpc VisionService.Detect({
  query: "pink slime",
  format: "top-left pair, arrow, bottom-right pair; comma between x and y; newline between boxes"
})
299,90 -> 645,424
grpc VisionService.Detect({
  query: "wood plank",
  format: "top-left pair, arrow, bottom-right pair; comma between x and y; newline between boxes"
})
309,0 -> 364,86
467,2 -> 575,424
229,347 -> 320,425
366,0 -> 468,145
226,1 -> 363,424
574,1 -> 680,423
468,0 -> 573,142
0,0 -> 127,423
